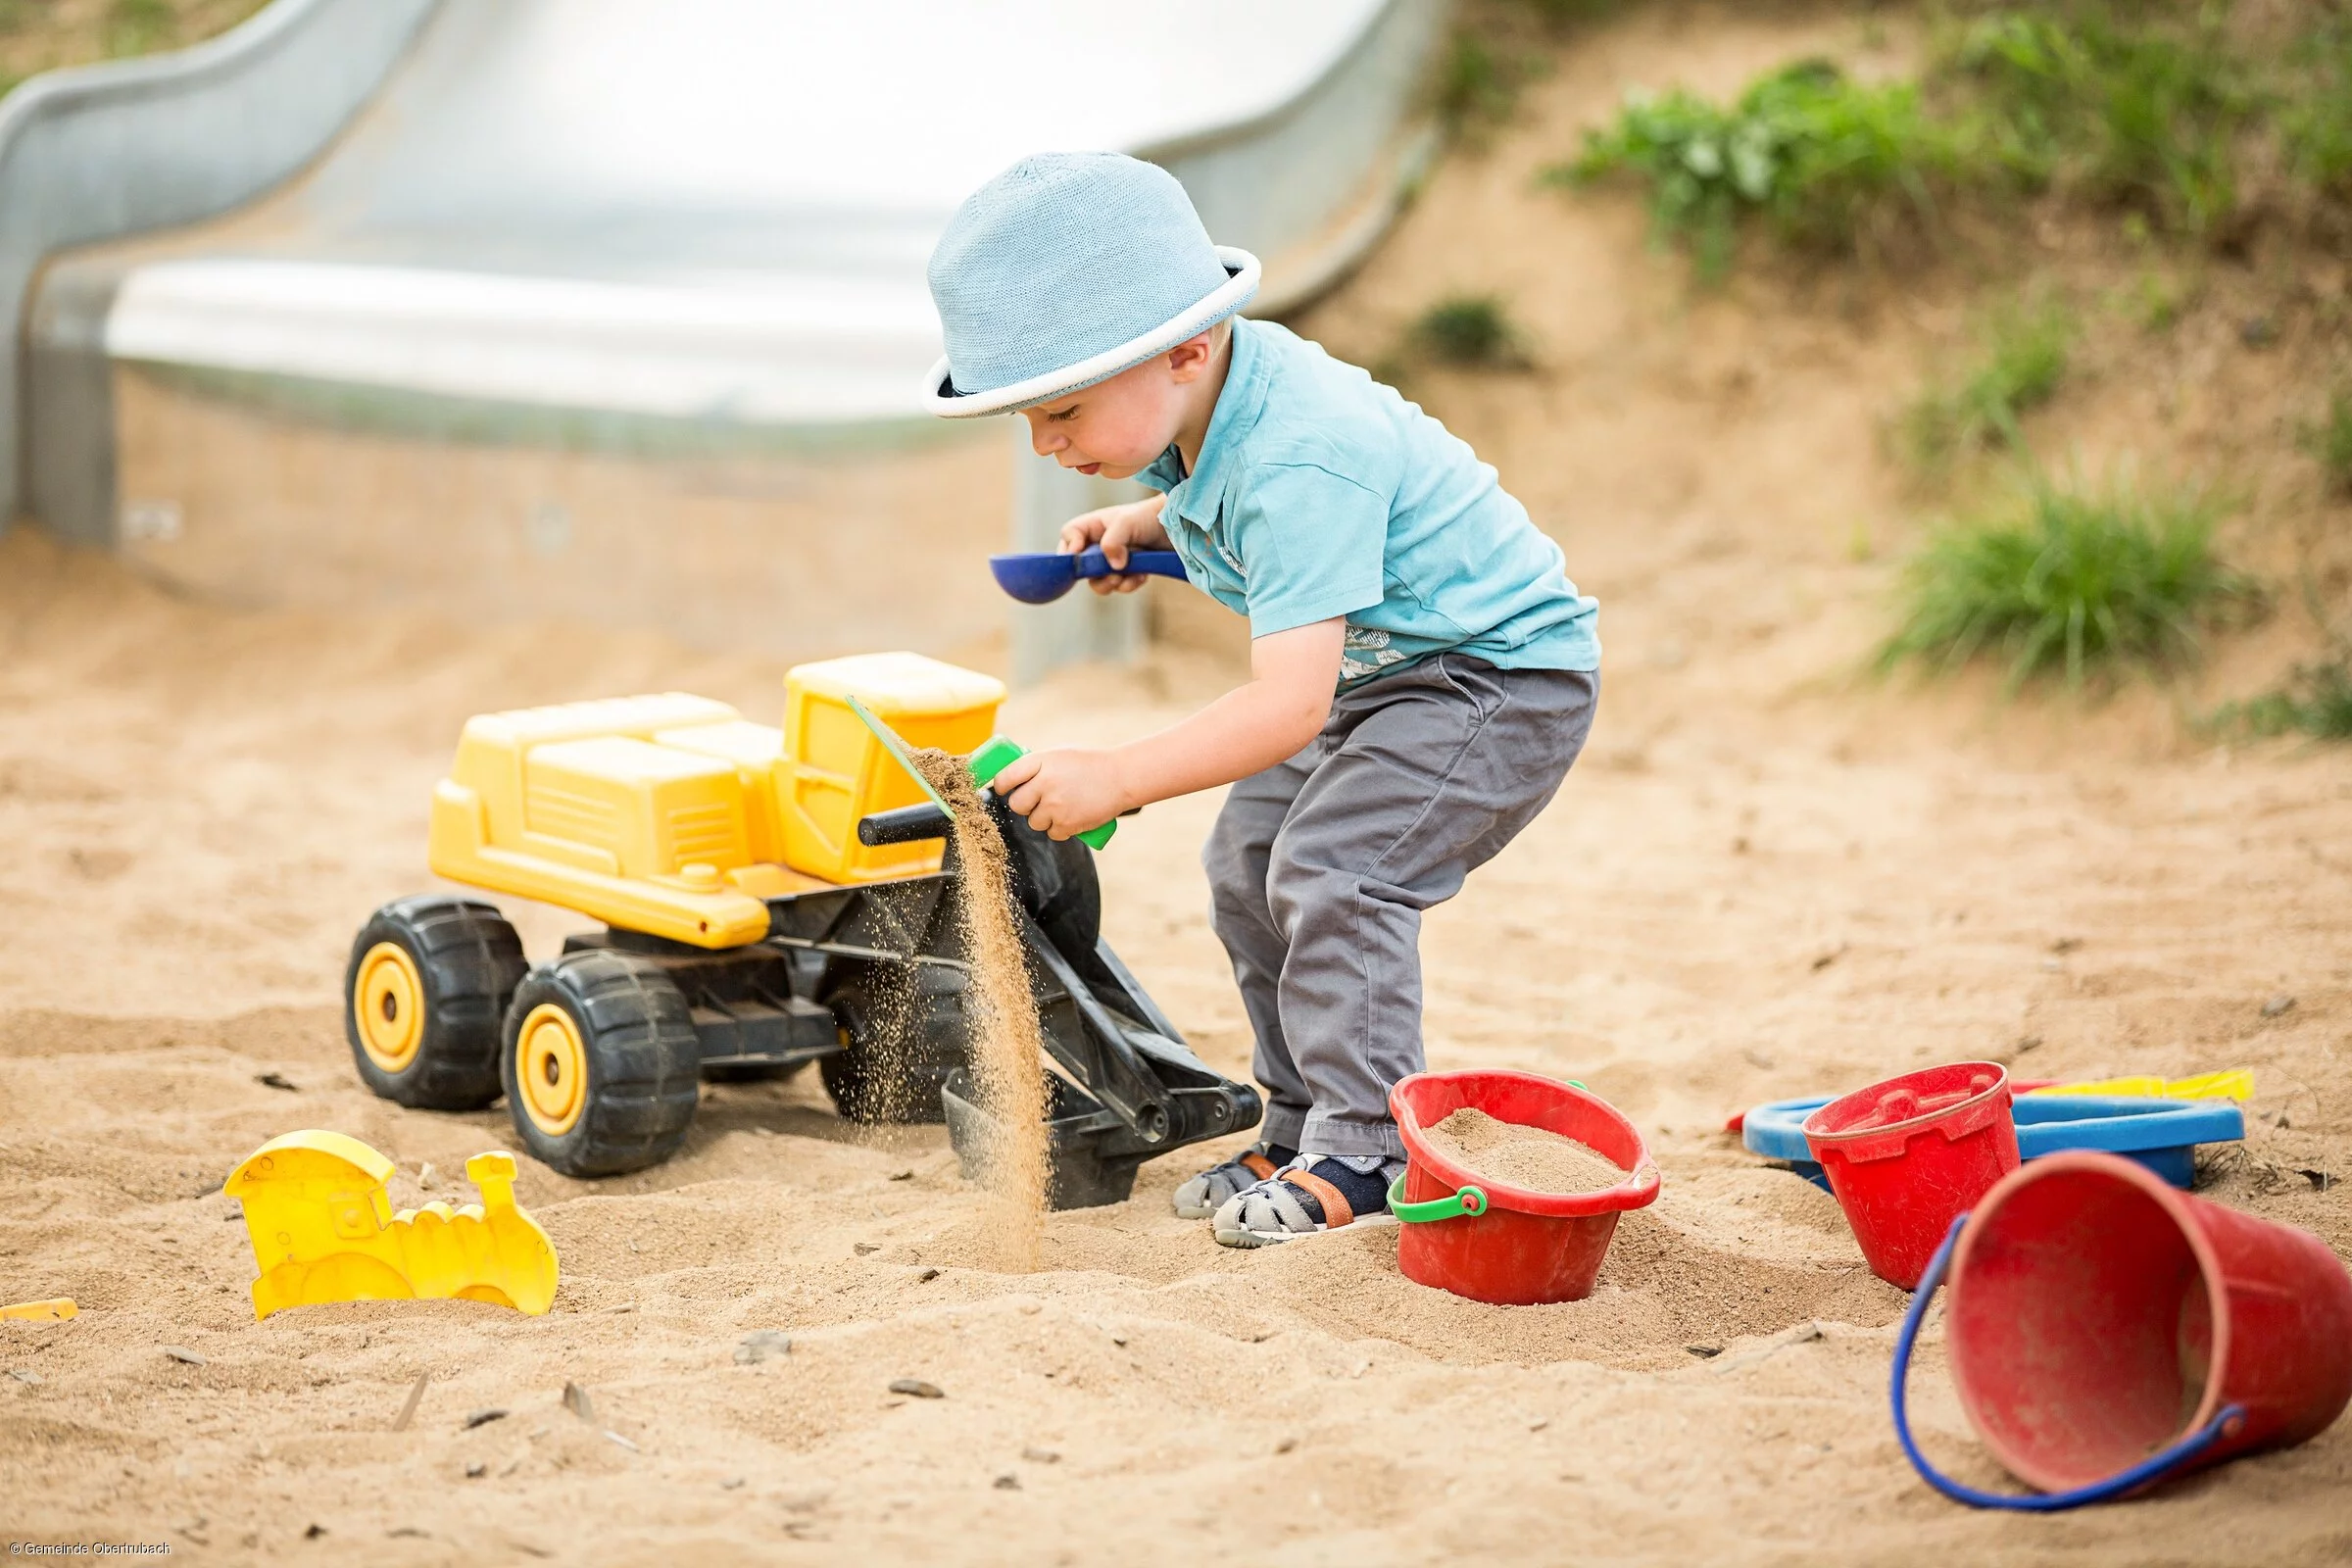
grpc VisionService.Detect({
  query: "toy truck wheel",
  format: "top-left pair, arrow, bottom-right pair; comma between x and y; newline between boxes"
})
819,967 -> 967,1124
345,896 -> 526,1110
501,951 -> 702,1177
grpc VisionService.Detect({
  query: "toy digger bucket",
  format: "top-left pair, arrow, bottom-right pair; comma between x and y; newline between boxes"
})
1891,1151 -> 2352,1509
941,1068 -> 1152,1210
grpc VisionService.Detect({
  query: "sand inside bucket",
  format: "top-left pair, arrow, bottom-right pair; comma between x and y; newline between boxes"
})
1423,1107 -> 1627,1196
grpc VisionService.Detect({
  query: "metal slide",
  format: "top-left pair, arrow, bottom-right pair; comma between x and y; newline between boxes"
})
7,0 -> 1445,670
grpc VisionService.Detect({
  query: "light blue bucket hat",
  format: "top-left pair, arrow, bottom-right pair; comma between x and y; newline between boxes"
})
924,151 -> 1260,417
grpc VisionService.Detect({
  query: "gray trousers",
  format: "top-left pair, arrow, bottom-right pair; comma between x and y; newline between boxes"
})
1202,655 -> 1598,1160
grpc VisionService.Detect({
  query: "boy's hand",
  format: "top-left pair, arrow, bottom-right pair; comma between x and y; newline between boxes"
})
1060,497 -> 1172,595
987,622 -> 1343,832
990,748 -> 1130,841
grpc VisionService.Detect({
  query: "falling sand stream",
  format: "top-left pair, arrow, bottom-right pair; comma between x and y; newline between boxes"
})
911,748 -> 1051,1271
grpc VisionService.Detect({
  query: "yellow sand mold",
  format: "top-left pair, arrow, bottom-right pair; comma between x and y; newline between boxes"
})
2024,1069 -> 2253,1102
224,1132 -> 559,1321
0,1298 -> 76,1321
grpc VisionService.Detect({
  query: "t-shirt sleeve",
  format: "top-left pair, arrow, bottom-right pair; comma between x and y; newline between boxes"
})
1231,462 -> 1389,637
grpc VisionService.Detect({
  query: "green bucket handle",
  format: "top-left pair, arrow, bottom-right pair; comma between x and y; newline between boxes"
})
1387,1173 -> 1488,1223
1389,1080 -> 1590,1224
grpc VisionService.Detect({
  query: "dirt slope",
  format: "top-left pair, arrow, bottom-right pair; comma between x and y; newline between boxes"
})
3,3 -> 2349,1563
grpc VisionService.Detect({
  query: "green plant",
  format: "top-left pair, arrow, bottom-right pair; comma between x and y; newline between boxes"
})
1881,467 -> 2251,689
1437,29 -> 1518,130
2124,268 -> 2188,331
104,0 -> 176,57
1945,8 -> 2254,238
1554,59 -> 1967,277
1904,295 -> 2075,466
1406,294 -> 1532,368
2304,387 -> 2352,499
2282,20 -> 2352,201
2217,657 -> 2352,741
1436,2 -> 1568,137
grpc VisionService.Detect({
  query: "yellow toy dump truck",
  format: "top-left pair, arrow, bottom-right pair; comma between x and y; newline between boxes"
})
344,652 -> 1258,1205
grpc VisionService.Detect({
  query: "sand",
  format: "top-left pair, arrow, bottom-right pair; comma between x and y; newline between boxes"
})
1424,1108 -> 1628,1196
908,749 -> 1049,1273
3,3 -> 2350,1562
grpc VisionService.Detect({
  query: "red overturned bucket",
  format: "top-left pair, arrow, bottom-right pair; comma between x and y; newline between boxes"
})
1388,1069 -> 1660,1305
1802,1061 -> 2019,1289
1893,1151 -> 2352,1509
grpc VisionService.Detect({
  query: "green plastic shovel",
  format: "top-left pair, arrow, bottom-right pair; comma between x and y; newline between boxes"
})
847,697 -> 1116,851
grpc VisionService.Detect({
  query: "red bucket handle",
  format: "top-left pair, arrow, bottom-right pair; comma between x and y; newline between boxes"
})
1890,1213 -> 2245,1510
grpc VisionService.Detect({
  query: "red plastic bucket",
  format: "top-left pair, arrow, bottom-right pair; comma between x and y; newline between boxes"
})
1892,1152 -> 2352,1508
1802,1061 -> 2018,1289
1388,1069 -> 1660,1305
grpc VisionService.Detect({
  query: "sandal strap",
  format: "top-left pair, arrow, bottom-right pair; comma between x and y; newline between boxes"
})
1282,1166 -> 1353,1230
1239,1151 -> 1277,1181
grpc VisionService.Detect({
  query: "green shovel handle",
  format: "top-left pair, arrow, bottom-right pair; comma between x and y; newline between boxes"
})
967,736 -> 1117,851
1387,1173 -> 1490,1224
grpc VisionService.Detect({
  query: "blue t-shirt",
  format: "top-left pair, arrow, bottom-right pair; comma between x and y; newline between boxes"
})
1137,319 -> 1599,688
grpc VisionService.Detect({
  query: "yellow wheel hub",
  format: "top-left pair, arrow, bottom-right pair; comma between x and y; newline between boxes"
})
354,943 -> 426,1073
516,1004 -> 589,1137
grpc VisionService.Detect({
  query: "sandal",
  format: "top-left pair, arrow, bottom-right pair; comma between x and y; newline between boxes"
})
1211,1154 -> 1402,1249
1174,1142 -> 1293,1220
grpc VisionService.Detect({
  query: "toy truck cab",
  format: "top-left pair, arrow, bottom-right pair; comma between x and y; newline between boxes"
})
346,653 -> 1258,1201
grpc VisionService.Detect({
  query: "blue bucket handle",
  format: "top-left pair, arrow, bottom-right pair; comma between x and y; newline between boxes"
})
1891,1212 -> 2245,1510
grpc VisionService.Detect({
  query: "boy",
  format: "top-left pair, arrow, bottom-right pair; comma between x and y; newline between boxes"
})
925,153 -> 1598,1247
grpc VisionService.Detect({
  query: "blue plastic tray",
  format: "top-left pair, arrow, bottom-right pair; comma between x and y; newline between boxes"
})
1740,1093 -> 2244,1191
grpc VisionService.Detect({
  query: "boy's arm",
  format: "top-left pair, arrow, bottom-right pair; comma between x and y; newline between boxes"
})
991,618 -> 1344,838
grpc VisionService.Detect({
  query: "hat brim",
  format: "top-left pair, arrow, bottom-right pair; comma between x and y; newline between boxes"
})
924,246 -> 1260,418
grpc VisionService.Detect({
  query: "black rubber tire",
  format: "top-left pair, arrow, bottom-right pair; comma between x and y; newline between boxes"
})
501,951 -> 703,1177
345,896 -> 525,1110
819,965 -> 968,1124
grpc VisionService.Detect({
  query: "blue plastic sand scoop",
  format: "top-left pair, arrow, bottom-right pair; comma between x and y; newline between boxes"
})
989,547 -> 1189,604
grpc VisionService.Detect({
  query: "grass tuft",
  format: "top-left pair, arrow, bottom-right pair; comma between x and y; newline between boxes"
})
1437,2 -> 1582,140
2123,267 -> 2191,332
1881,468 -> 2252,690
2216,658 -> 2352,742
103,0 -> 176,58
1437,29 -> 1520,132
2283,20 -> 2352,202
1904,296 -> 2074,467
1945,8 -> 2253,238
1406,294 -> 1533,369
1553,60 -> 1965,278
1550,6 -> 2328,274
2301,386 -> 2352,499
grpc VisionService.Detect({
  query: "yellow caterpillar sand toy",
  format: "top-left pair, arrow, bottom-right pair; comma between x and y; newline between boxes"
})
346,652 -> 1257,1201
225,1133 -> 557,1319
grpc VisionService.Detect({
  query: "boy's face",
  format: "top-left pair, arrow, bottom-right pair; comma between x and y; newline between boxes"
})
1019,330 -> 1218,479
